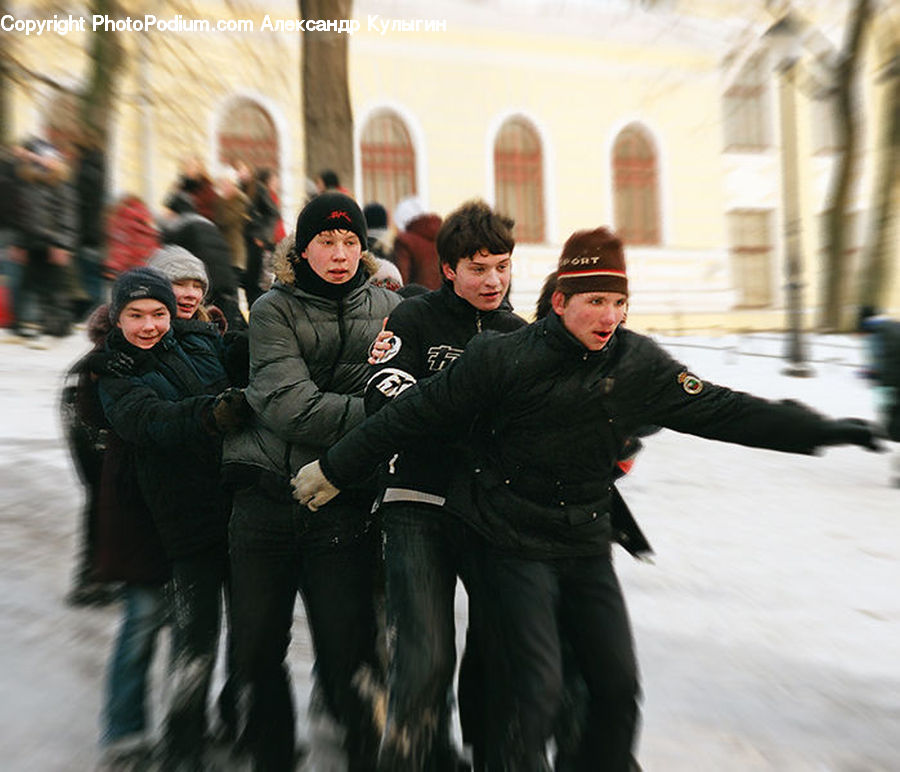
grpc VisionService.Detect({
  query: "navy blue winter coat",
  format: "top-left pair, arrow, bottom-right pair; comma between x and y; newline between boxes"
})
99,324 -> 230,560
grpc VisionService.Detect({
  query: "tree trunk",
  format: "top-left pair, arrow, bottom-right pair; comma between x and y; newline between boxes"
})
818,0 -> 872,331
858,49 -> 900,311
301,0 -> 354,194
0,0 -> 10,145
80,0 -> 125,151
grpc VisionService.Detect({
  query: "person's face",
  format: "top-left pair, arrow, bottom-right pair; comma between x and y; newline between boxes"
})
442,250 -> 512,312
172,278 -> 205,319
302,229 -> 362,284
182,156 -> 202,179
551,290 -> 627,351
117,299 -> 171,348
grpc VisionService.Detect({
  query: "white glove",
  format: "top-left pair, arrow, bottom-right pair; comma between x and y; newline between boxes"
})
291,460 -> 340,511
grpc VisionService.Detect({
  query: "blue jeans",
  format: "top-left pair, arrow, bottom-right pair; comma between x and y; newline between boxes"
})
380,504 -> 487,770
76,245 -> 107,311
102,583 -> 169,745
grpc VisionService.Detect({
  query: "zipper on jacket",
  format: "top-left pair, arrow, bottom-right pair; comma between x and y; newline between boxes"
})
476,311 -> 483,333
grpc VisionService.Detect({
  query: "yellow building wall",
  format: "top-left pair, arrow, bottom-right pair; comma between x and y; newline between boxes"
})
351,21 -> 729,251
4,0 -> 894,329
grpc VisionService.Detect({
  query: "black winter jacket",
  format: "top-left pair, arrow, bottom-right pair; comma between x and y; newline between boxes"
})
365,282 -> 525,506
99,325 -> 230,560
164,213 -> 238,297
323,312 -> 845,558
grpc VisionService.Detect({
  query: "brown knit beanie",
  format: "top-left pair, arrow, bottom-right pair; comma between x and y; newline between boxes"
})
556,227 -> 628,296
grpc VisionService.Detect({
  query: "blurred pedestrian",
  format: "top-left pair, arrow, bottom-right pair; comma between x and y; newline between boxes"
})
15,135 -> 78,340
243,167 -> 281,308
162,192 -> 244,330
858,305 -> 900,485
364,202 -> 395,263
0,142 -> 25,330
73,128 -> 108,319
294,226 -> 884,771
393,196 -> 443,290
223,192 -> 400,770
214,166 -> 251,291
176,155 -> 219,222
104,194 -> 160,279
315,168 -> 351,196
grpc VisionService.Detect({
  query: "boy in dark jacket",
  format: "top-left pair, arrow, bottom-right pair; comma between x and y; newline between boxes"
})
224,193 -> 400,771
99,267 -> 249,769
294,227 -> 882,771
366,199 -> 523,769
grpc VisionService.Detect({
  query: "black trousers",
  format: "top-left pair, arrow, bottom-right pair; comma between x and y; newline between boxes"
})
380,504 -> 487,770
162,544 -> 230,765
480,550 -> 640,772
229,485 -> 380,771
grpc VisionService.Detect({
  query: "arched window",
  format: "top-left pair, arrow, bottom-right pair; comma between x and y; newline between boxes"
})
612,124 -> 660,246
723,53 -> 769,151
217,98 -> 279,174
494,117 -> 544,243
360,111 -> 416,215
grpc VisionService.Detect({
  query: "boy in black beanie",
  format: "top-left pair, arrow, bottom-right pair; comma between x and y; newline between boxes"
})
223,190 -> 400,770
99,267 -> 250,769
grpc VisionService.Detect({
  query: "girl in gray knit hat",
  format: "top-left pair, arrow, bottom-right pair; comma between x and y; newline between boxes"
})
147,245 -> 210,322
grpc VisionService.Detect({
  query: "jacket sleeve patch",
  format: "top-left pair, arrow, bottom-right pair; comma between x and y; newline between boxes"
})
367,367 -> 417,399
677,370 -> 704,395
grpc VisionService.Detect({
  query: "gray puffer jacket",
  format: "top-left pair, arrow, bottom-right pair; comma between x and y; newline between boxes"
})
223,244 -> 400,497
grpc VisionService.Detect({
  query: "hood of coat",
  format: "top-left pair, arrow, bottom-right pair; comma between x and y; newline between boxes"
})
87,304 -> 113,345
402,212 -> 442,242
272,231 -> 378,286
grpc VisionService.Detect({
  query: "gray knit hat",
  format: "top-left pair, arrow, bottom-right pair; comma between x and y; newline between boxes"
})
147,245 -> 209,296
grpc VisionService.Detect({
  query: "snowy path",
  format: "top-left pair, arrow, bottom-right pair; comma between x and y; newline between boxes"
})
1,330 -> 898,770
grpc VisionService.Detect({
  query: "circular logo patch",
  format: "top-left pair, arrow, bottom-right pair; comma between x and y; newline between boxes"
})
678,371 -> 703,395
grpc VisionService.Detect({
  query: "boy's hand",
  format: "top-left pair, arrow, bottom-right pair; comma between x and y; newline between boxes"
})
822,418 -> 886,452
291,460 -> 340,511
367,318 -> 396,365
211,388 -> 253,433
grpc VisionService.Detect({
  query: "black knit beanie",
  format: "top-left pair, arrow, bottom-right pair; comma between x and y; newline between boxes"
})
109,267 -> 177,323
295,192 -> 367,256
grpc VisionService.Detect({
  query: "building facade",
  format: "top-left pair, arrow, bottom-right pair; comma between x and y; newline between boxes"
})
5,0 -> 897,330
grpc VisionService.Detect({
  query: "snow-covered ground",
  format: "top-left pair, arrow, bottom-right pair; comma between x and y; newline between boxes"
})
0,329 -> 897,771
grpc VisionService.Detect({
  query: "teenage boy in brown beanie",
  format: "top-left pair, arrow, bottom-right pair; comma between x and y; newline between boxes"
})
223,192 -> 400,771
293,226 -> 882,770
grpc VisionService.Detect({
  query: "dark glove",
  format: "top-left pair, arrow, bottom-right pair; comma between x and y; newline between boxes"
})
210,388 -> 253,434
821,418 -> 886,452
83,350 -> 136,378
99,376 -> 134,401
223,331 -> 250,388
